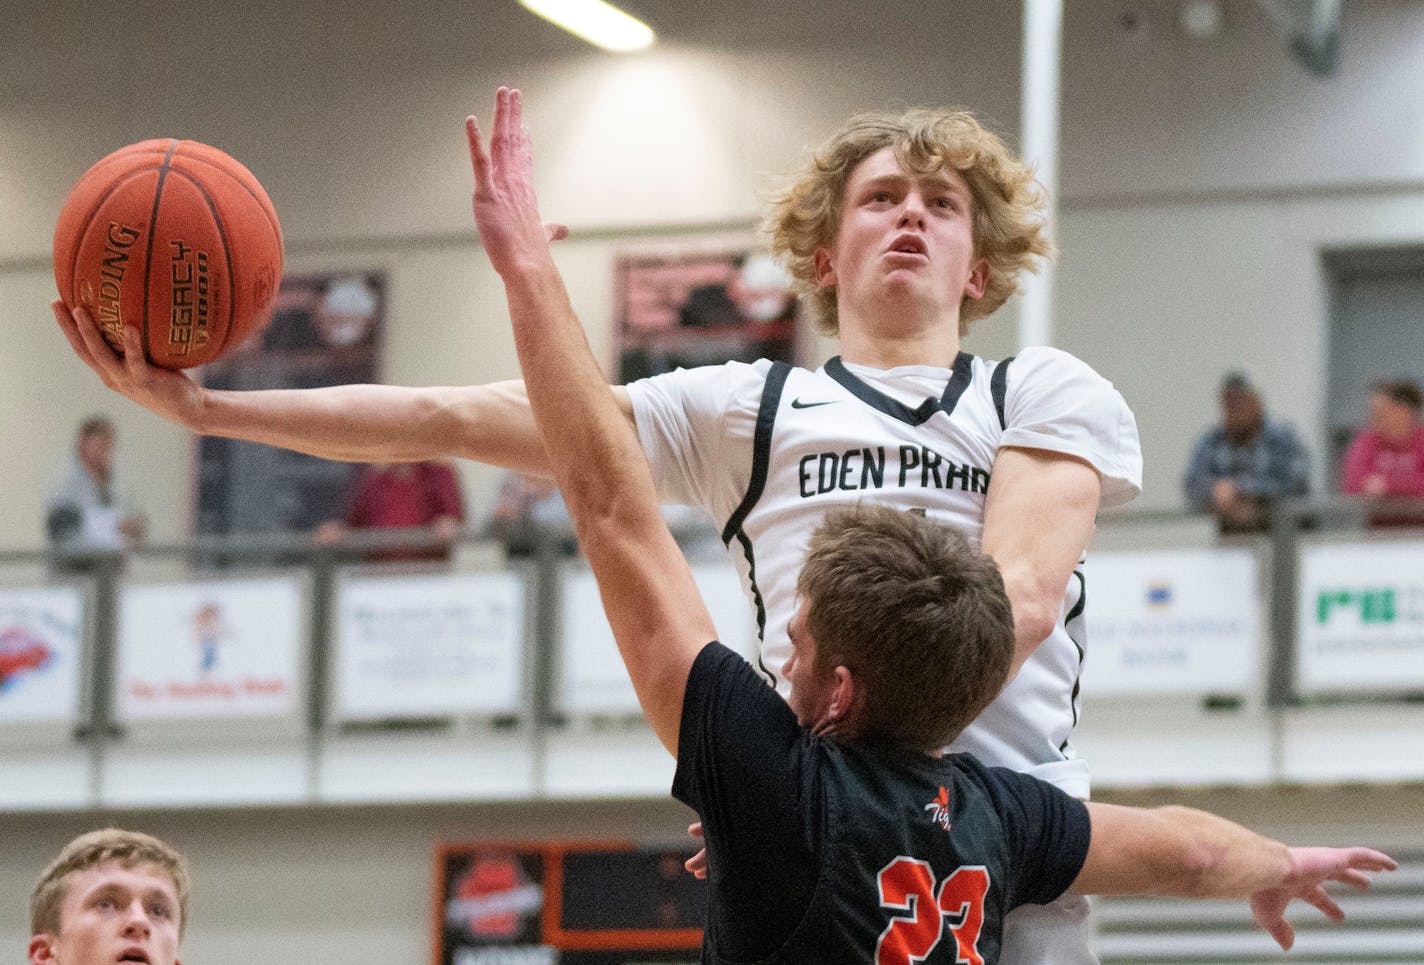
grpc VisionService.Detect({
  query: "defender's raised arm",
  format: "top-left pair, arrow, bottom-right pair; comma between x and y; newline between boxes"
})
467,87 -> 713,754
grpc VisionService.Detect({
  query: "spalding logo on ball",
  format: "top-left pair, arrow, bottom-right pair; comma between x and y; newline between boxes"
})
53,139 -> 284,369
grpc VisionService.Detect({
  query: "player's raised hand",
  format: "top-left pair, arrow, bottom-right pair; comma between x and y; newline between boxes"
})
466,87 -> 568,279
1249,846 -> 1397,950
52,300 -> 206,429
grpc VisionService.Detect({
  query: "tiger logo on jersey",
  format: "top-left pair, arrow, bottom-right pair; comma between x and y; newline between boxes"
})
924,786 -> 952,832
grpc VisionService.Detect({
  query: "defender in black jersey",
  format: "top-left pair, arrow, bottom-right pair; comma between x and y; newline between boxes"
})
677,641 -> 1088,963
467,87 -> 1395,963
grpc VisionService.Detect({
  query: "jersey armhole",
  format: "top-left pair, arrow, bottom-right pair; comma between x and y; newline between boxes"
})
990,355 -> 1015,431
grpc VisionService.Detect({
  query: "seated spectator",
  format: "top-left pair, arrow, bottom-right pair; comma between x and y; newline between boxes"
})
45,416 -> 147,572
317,460 -> 465,562
1183,373 -> 1310,533
1341,378 -> 1424,526
485,470 -> 573,557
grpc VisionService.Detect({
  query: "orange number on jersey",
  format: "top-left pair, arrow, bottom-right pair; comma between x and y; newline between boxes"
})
939,866 -> 990,964
875,858 -> 990,965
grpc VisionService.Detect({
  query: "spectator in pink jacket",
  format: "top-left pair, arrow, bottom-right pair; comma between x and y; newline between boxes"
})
1341,379 -> 1424,525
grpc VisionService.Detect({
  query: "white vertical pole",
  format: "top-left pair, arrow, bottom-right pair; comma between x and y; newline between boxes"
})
1019,0 -> 1063,348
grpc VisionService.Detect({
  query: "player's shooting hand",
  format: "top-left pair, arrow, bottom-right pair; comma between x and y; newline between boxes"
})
684,822 -> 707,880
52,300 -> 206,430
466,87 -> 569,280
1249,846 -> 1397,950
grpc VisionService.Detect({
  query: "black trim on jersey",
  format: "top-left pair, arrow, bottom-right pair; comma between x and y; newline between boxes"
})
732,529 -> 776,686
824,353 -> 975,426
1059,568 -> 1087,752
722,361 -> 792,546
720,361 -> 792,687
990,355 -> 1015,431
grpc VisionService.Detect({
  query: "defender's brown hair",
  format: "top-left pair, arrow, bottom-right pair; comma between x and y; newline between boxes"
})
796,505 -> 1015,749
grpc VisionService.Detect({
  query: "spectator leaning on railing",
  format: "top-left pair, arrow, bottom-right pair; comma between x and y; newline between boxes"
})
1340,378 -> 1424,526
45,415 -> 147,571
1182,373 -> 1310,534
315,460 -> 466,562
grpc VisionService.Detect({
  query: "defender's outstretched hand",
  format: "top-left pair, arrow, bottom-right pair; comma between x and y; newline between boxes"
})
1250,847 -> 1397,950
52,299 -> 205,429
466,87 -> 568,279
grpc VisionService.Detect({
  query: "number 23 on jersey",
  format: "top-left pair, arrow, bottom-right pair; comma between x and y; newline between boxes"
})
875,857 -> 989,965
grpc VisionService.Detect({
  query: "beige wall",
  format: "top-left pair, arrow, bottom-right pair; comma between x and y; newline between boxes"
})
5,2 -> 1424,543
2,786 -> 1420,965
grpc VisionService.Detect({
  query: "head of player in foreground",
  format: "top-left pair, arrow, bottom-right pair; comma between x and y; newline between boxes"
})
29,828 -> 188,965
783,504 -> 1013,748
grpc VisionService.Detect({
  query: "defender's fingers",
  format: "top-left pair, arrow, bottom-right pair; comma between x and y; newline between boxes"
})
511,89 -> 531,157
509,87 -> 523,132
1266,920 -> 1294,952
1333,868 -> 1375,891
491,87 -> 511,167
1301,885 -> 1344,921
545,223 -> 569,243
1351,850 -> 1398,872
467,116 -> 492,190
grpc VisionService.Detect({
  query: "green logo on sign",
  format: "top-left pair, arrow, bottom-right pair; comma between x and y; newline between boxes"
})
1316,588 -> 1396,625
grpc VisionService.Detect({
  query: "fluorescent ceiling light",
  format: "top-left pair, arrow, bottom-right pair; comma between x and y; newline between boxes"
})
518,0 -> 655,53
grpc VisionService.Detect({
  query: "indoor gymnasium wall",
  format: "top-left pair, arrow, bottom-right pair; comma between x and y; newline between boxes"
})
4,4 -> 1424,962
0,1 -> 1021,548
5,3 -> 1424,535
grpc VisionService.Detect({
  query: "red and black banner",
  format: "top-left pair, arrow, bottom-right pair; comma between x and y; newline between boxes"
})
433,841 -> 706,965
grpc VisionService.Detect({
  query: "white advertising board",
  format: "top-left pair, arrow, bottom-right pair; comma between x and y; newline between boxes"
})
0,587 -> 85,724
116,577 -> 303,720
557,562 -> 758,714
1297,540 -> 1424,693
334,572 -> 525,719
1082,548 -> 1259,695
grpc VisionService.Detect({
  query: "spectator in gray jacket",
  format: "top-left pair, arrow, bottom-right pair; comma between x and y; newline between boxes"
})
1183,374 -> 1310,533
46,416 -> 146,569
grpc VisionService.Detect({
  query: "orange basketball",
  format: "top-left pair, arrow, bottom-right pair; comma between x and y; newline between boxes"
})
53,139 -> 283,369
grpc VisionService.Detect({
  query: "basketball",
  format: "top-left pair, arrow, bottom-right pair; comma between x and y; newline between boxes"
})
53,139 -> 283,369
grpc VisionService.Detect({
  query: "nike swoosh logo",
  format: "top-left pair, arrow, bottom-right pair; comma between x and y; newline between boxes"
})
790,398 -> 838,409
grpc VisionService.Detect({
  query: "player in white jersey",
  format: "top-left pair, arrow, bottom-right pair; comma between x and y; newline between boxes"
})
56,105 -> 1137,962
629,348 -> 1139,798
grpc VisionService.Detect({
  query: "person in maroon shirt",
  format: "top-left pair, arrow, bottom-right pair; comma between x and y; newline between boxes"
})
1341,379 -> 1424,527
319,460 -> 466,561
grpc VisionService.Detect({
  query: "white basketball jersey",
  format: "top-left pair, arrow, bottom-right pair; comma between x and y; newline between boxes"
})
628,347 -> 1141,797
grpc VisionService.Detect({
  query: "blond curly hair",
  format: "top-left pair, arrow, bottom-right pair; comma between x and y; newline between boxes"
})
766,108 -> 1051,336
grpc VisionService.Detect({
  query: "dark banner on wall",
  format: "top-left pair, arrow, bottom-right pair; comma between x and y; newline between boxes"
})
194,272 -> 385,539
613,250 -> 796,383
433,842 -> 705,965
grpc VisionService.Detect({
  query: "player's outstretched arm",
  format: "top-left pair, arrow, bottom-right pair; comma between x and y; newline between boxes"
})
981,447 -> 1100,673
53,296 -> 633,470
469,87 -> 714,755
1074,801 -> 1397,951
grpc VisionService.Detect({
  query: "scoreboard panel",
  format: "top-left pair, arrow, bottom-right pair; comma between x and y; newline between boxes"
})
434,841 -> 706,965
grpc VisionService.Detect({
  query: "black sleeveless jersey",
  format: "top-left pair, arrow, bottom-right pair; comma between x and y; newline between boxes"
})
673,642 -> 1090,964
